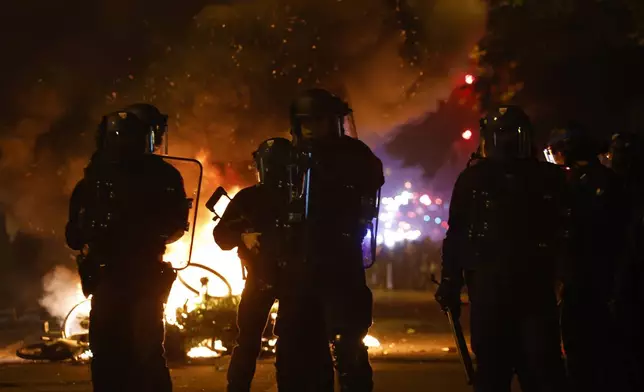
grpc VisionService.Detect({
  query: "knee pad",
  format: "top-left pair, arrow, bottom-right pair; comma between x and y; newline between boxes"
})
331,334 -> 373,392
330,333 -> 369,368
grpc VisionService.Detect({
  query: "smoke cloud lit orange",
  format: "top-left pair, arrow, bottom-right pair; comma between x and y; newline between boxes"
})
0,0 -> 486,238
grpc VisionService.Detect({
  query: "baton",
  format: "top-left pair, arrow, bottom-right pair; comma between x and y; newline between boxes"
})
432,275 -> 475,386
444,306 -> 475,385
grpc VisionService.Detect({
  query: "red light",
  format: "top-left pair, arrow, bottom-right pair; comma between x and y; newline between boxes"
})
462,129 -> 473,140
465,74 -> 475,85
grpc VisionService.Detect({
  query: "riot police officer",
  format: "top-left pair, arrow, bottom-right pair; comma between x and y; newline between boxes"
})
213,137 -> 331,392
65,107 -> 189,392
275,88 -> 384,392
544,125 -> 627,392
436,106 -> 568,392
606,132 -> 644,391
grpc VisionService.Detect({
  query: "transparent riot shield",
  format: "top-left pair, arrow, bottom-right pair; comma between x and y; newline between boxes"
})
160,156 -> 204,270
343,112 -> 359,138
205,186 -> 231,223
62,298 -> 91,339
362,188 -> 381,269
204,186 -> 247,283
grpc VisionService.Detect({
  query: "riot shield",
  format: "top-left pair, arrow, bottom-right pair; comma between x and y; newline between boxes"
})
344,112 -> 359,138
62,298 -> 91,339
342,110 -> 381,268
160,156 -> 204,270
362,187 -> 381,269
206,186 -> 231,223
205,185 -> 249,283
291,146 -> 382,270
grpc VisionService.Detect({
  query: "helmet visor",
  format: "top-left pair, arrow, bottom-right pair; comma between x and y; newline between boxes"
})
343,112 -> 358,138
543,146 -> 557,164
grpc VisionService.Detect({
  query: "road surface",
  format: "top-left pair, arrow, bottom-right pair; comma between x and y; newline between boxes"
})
0,291 -> 507,391
0,358 -> 524,391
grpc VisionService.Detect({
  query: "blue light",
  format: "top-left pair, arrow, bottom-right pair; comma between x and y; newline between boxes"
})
423,215 -> 430,222
434,217 -> 442,224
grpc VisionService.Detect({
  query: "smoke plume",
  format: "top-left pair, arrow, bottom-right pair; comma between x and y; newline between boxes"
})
0,0 -> 486,237
38,266 -> 84,320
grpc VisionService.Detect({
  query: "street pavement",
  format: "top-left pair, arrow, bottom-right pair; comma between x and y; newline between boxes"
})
0,358 -> 525,391
0,291 -> 502,391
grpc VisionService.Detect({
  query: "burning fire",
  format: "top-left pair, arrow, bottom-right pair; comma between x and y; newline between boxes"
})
363,335 -> 381,348
77,350 -> 93,361
186,339 -> 227,359
163,184 -> 244,326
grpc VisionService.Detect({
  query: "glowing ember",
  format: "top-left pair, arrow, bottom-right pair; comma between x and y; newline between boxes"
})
363,335 -> 381,348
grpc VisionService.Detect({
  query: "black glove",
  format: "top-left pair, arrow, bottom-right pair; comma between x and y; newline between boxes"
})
159,262 -> 178,302
435,278 -> 462,319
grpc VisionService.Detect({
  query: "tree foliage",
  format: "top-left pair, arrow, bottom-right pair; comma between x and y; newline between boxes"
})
387,0 -> 644,178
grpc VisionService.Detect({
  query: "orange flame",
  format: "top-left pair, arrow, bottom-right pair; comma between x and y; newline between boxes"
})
163,153 -> 245,325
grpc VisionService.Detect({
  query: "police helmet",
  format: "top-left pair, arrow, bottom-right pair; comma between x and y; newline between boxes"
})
607,132 -> 643,176
96,111 -> 150,156
544,123 -> 600,166
252,137 -> 293,185
289,88 -> 352,140
121,103 -> 168,153
480,105 -> 534,160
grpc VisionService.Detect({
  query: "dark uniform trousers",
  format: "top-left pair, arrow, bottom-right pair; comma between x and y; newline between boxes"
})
616,259 -> 644,391
275,241 -> 373,392
227,280 -> 277,392
561,295 -> 625,392
471,301 -> 566,392
275,295 -> 336,392
89,266 -> 172,392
